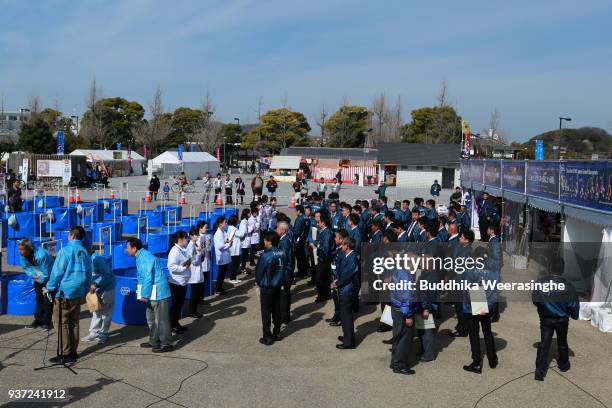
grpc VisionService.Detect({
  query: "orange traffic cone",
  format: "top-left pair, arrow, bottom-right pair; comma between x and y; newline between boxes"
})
110,190 -> 115,199
75,189 -> 81,203
179,192 -> 186,205
146,192 -> 152,203
289,196 -> 296,208
216,192 -> 223,206
69,191 -> 75,203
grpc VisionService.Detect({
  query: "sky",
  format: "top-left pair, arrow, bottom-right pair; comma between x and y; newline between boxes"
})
1,0 -> 612,142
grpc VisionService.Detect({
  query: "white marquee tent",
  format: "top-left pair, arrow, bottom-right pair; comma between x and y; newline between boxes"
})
149,151 -> 220,180
70,149 -> 145,176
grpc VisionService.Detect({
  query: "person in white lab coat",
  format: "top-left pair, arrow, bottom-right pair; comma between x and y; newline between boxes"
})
248,206 -> 261,267
238,208 -> 252,274
167,231 -> 191,334
196,221 -> 212,305
186,228 -> 205,318
226,215 -> 242,283
213,217 -> 232,295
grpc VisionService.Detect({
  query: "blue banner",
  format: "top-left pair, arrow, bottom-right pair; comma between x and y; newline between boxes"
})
178,144 -> 183,161
469,161 -> 484,185
116,142 -> 122,150
535,140 -> 544,160
56,131 -> 64,154
526,161 -> 559,200
483,160 -> 501,188
189,144 -> 195,152
560,161 -> 612,212
502,161 -> 526,193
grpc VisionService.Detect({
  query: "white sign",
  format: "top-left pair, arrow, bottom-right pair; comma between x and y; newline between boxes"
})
21,159 -> 29,183
62,160 -> 71,186
37,159 -> 65,177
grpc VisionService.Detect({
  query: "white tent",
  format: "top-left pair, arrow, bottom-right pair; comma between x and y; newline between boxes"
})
70,149 -> 145,176
149,151 -> 220,180
270,155 -> 301,170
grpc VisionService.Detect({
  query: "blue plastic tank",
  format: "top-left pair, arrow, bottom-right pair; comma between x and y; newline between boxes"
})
112,268 -> 147,326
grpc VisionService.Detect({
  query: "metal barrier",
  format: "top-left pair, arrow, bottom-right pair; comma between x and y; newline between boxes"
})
137,216 -> 149,241
97,225 -> 113,255
81,206 -> 96,228
41,239 -> 62,257
112,200 -> 123,223
165,208 -> 178,234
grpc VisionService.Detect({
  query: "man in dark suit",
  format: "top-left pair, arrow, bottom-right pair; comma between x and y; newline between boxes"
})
485,223 -> 503,273
478,192 -> 495,241
333,237 -> 360,349
347,213 -> 362,252
448,230 -> 474,338
294,206 -> 310,277
312,214 -> 335,302
406,209 -> 420,241
370,220 -> 384,243
327,229 -> 348,326
437,216 -> 449,242
277,221 -> 294,324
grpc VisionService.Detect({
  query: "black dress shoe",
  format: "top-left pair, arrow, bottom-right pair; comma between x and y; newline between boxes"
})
382,338 -> 393,345
325,318 -> 339,323
489,357 -> 498,369
25,321 -> 41,329
377,325 -> 392,333
140,342 -> 155,348
335,344 -> 355,350
152,345 -> 174,353
271,333 -> 282,342
259,337 -> 274,346
463,362 -> 482,374
393,367 -> 415,375
534,372 -> 545,381
337,336 -> 344,341
448,330 -> 468,338
329,321 -> 342,327
172,327 -> 186,335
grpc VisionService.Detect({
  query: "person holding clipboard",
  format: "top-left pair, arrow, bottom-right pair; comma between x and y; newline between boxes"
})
127,237 -> 173,353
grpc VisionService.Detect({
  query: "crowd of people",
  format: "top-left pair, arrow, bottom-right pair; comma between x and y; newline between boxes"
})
18,178 -> 579,382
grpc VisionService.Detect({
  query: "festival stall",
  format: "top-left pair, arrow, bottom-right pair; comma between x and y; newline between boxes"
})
70,149 -> 145,177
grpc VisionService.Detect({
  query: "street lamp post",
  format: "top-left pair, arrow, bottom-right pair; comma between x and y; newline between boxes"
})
558,117 -> 572,159
234,117 -> 240,169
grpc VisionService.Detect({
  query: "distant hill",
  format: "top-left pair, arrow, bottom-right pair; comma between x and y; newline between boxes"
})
522,127 -> 612,159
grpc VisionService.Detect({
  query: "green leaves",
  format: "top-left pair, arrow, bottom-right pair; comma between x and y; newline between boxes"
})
324,105 -> 370,148
245,108 -> 311,153
400,106 -> 462,144
18,117 -> 56,154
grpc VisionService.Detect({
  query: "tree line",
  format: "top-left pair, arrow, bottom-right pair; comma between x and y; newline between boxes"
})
6,79 -> 468,158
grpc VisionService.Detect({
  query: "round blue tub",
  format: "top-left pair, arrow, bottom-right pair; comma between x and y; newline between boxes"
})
112,269 -> 147,326
2,273 -> 36,315
138,209 -> 162,228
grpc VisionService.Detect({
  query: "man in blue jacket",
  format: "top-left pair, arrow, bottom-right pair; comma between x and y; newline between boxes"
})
327,229 -> 348,326
333,237 -> 360,349
430,180 -> 441,198
82,254 -> 116,344
477,192 -> 495,241
313,214 -> 335,302
294,205 -> 309,277
532,257 -> 579,381
347,213 -> 362,252
256,231 -> 286,345
277,221 -> 294,324
485,223 -> 503,273
389,259 -> 418,375
459,204 -> 471,233
43,226 -> 92,363
127,237 -> 173,353
405,209 -> 420,241
19,239 -> 54,330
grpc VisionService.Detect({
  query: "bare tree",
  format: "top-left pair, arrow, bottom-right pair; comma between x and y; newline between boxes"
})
437,79 -> 449,108
371,92 -> 387,145
484,107 -> 507,143
134,85 -> 171,157
388,94 -> 403,142
192,91 -> 223,153
82,76 -> 105,148
315,105 -> 328,146
28,93 -> 42,115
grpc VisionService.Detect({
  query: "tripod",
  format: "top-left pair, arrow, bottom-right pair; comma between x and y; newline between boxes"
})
34,294 -> 78,375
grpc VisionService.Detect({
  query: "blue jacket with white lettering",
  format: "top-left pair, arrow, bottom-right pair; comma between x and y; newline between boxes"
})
136,249 -> 171,301
278,233 -> 294,283
390,267 -> 418,318
20,246 -> 54,283
532,275 -> 579,320
255,247 -> 285,292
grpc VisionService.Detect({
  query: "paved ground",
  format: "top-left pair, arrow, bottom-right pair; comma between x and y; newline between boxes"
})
1,175 -> 610,408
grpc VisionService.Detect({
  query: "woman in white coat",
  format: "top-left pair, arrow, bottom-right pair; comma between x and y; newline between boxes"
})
167,230 -> 191,334
238,208 -> 251,274
186,228 -> 205,318
248,206 -> 261,267
197,221 -> 212,305
213,216 -> 231,295
226,215 -> 243,284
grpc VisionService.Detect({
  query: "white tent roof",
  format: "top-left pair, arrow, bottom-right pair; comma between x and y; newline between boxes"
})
70,149 -> 145,161
151,151 -> 219,164
270,155 -> 301,170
